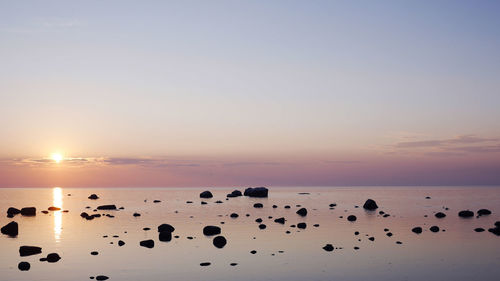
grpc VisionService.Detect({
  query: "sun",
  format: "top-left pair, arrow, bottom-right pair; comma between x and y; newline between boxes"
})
51,153 -> 63,163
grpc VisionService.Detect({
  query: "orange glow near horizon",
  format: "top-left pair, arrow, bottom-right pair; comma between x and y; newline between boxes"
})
51,153 -> 63,163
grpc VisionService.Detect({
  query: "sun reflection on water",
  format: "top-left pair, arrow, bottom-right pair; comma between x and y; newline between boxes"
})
53,187 -> 63,242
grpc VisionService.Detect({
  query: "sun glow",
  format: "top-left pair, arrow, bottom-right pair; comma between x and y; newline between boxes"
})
52,153 -> 63,163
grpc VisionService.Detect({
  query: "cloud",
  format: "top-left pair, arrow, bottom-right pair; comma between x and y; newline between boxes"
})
392,134 -> 500,156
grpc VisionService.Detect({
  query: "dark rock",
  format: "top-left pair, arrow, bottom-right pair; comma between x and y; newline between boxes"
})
412,227 -> 423,234
143,227 -> 150,231
41,210 -> 49,214
396,241 -> 402,244
7,207 -> 21,216
259,224 -> 267,230
229,190 -> 242,197
213,236 -> 227,248
1,221 -> 18,237
296,208 -> 307,216
314,224 -> 320,227
253,203 -> 263,208
19,246 -> 42,256
386,232 -> 393,237
495,221 -> 500,227
368,237 -> 375,241
435,212 -> 446,218
329,203 -> 337,207
186,201 -> 193,204
230,213 -> 239,218
297,222 -> 306,229
97,205 -> 117,210
133,212 -> 141,217
48,206 -> 61,211
250,250 -> 257,254
96,276 -> 109,281
363,199 -> 378,210
354,231 -> 359,235
255,218 -> 263,223
46,253 -> 61,263
88,194 -> 99,200
284,205 -> 291,209
458,210 -> 474,218
474,228 -> 485,232
347,215 -> 357,222
323,244 -> 334,252
21,207 -> 36,216
140,239 -> 154,248
200,262 -> 211,266
488,227 -> 500,236
230,263 -> 238,266
91,251 -> 98,255
244,187 -> 269,198
272,205 -> 278,208
159,231 -> 172,242
153,200 -> 161,203
118,240 -> 125,246
477,209 -> 491,216
203,226 -> 221,236
200,191 -> 213,198
274,217 -> 285,224
215,200 -> 223,204
39,258 -> 47,261
201,201 -> 207,205
425,196 -> 431,199
158,224 -> 175,233
430,226 -> 440,233
18,261 -> 30,271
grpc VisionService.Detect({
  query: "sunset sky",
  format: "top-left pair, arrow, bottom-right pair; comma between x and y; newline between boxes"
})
1,0 -> 499,187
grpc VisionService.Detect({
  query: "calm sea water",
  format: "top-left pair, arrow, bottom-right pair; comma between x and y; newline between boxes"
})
0,186 -> 499,281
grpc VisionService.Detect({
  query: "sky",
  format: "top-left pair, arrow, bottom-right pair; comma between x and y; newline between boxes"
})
1,0 -> 500,187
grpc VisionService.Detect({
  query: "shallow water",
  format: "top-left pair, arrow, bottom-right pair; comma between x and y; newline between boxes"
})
0,186 -> 499,281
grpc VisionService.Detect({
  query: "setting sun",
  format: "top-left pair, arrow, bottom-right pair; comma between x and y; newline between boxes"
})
51,153 -> 63,163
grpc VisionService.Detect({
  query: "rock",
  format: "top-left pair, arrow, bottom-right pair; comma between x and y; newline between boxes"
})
21,207 -> 36,216
244,187 -> 268,198
253,203 -> 264,208
203,226 -> 221,236
297,222 -> 307,229
274,217 -> 285,224
474,228 -> 485,232
200,262 -> 211,266
41,210 -> 49,214
1,221 -> 18,237
458,210 -> 474,218
495,221 -> 500,227
153,200 -> 161,203
133,213 -> 141,217
143,227 -> 150,231
386,232 -> 393,237
368,237 -> 375,241
230,263 -> 238,266
140,239 -> 154,248
250,250 -> 257,254
118,240 -> 125,246
477,209 -> 492,216
347,215 -> 357,222
213,236 -> 227,248
7,207 -> 21,216
230,213 -> 239,218
97,205 -> 117,210
255,218 -> 263,223
425,196 -> 431,199
200,191 -> 213,198
412,227 -> 423,234
435,212 -> 446,218
91,251 -> 99,255
363,199 -> 378,210
284,205 -> 291,209
19,246 -> 42,256
159,231 -> 172,242
88,194 -> 99,200
48,206 -> 61,211
158,224 -> 175,233
227,190 -> 242,197
323,244 -> 334,252
96,276 -> 109,281
296,208 -> 307,216
488,227 -> 500,236
18,261 -> 30,271
259,224 -> 267,230
430,226 -> 440,233
46,253 -> 61,263
80,212 -> 89,218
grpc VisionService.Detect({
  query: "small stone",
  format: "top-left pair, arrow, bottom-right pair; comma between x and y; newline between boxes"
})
200,191 -> 213,198
323,244 -> 334,252
118,240 -> 125,246
474,228 -> 485,232
1,221 -> 18,237
477,209 -> 491,216
363,199 -> 378,210
95,276 -> 109,281
18,261 -> 30,271
347,215 -> 357,222
203,226 -> 221,236
46,253 -> 61,263
297,222 -> 306,229
435,212 -> 446,218
274,217 -> 285,224
200,262 -> 211,266
412,227 -> 423,234
20,207 -> 36,216
19,246 -> 42,256
88,194 -> 99,200
296,208 -> 307,216
213,236 -> 227,248
230,213 -> 239,218
259,224 -> 267,230
253,203 -> 263,208
458,210 -> 474,218
158,224 -> 175,233
140,239 -> 154,248
91,251 -> 98,255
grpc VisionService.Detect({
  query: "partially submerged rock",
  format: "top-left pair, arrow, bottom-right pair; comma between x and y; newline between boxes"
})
48,206 -> 61,211
274,217 -> 285,224
1,221 -> 18,237
363,199 -> 378,210
412,227 -> 423,234
46,253 -> 61,263
19,246 -> 42,256
477,209 -> 492,216
253,203 -> 263,208
18,261 -> 30,271
203,226 -> 221,236
244,187 -> 268,198
213,236 -> 227,248
158,224 -> 175,233
430,226 -> 440,233
21,207 -> 36,216
97,205 -> 117,210
458,210 -> 474,218
140,239 -> 154,248
88,194 -> 99,200
296,208 -> 307,217
7,207 -> 21,216
323,244 -> 334,252
347,215 -> 357,222
435,212 -> 446,218
200,191 -> 213,198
